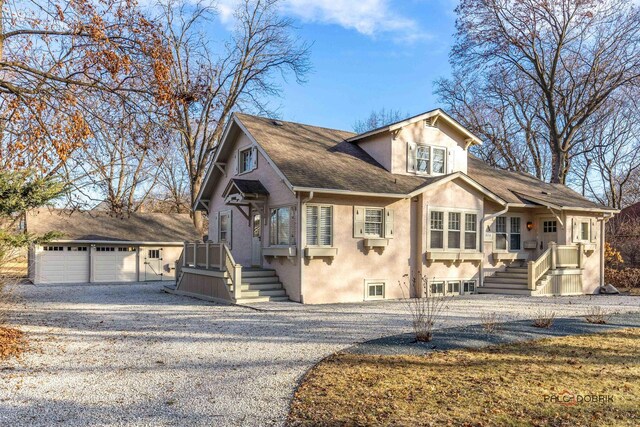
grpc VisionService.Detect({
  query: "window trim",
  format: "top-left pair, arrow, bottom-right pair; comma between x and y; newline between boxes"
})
494,215 -> 523,253
462,280 -> 476,294
427,207 -> 481,252
364,207 -> 384,238
237,146 -> 257,175
269,205 -> 296,247
413,144 -> 447,176
305,204 -> 334,248
219,210 -> 232,247
364,279 -> 386,300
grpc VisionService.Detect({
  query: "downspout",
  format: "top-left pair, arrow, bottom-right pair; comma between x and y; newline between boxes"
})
479,204 -> 509,288
298,191 -> 314,303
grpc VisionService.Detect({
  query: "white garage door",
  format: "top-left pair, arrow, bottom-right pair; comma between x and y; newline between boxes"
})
93,246 -> 138,282
37,245 -> 89,284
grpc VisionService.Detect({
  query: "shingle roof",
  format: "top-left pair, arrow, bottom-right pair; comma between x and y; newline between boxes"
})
27,209 -> 201,242
466,156 -> 609,210
235,113 -> 440,195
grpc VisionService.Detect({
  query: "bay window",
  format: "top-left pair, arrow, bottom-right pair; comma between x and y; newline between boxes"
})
270,206 -> 295,246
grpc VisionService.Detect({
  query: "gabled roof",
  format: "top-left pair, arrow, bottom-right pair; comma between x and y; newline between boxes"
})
345,108 -> 483,145
233,113 -> 438,195
27,209 -> 201,243
467,156 -> 615,211
224,179 -> 269,197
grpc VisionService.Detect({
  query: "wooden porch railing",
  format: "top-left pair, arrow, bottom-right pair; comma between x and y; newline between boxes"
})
527,243 -> 584,290
181,241 -> 242,300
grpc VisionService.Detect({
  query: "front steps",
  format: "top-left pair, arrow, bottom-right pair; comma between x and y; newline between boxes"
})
478,265 -> 549,296
234,268 -> 289,304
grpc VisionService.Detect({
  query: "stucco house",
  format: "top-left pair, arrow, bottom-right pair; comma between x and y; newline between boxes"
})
168,109 -> 617,304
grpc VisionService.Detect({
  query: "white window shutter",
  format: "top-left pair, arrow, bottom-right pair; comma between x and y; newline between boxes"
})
251,146 -> 258,170
447,149 -> 454,173
227,210 -> 232,249
210,212 -> 219,243
384,208 -> 394,238
571,218 -> 576,242
406,142 -> 417,173
234,152 -> 239,175
590,218 -> 597,243
353,206 -> 365,238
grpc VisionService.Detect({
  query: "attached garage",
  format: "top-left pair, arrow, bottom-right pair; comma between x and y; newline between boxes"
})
27,209 -> 201,285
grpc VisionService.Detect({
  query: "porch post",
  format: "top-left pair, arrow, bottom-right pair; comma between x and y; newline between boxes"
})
182,242 -> 187,267
205,242 -> 210,269
220,244 -> 226,271
550,242 -> 557,270
232,264 -> 242,300
527,261 -> 535,290
578,242 -> 584,269
193,243 -> 197,267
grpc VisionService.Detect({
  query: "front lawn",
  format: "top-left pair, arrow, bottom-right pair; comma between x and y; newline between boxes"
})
289,328 -> 640,426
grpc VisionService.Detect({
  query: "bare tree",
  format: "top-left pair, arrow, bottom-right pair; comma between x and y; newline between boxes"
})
437,0 -> 640,184
157,0 -> 310,231
353,108 -> 407,134
0,0 -> 171,174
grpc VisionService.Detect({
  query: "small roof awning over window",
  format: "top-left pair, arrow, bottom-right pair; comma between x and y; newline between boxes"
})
222,179 -> 269,206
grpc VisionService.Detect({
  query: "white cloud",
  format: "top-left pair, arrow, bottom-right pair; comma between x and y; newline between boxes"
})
216,0 -> 428,41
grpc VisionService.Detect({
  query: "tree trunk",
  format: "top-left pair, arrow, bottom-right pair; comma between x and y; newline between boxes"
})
550,149 -> 567,184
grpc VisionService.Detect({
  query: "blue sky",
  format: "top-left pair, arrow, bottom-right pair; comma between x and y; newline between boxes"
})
217,0 -> 459,131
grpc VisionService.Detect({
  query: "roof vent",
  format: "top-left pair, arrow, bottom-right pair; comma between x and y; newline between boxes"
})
541,191 -> 550,195
272,120 -> 284,126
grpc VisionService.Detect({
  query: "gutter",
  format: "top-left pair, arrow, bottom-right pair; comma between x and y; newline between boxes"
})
479,205 -> 509,288
48,240 -> 186,246
291,187 -> 408,199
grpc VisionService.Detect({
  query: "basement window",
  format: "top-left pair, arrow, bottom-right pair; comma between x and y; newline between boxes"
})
366,282 -> 385,300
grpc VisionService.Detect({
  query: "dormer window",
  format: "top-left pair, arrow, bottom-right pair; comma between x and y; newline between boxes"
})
408,143 -> 447,175
238,146 -> 257,174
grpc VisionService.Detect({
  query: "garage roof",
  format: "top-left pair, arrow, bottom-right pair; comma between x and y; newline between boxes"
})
27,209 -> 201,243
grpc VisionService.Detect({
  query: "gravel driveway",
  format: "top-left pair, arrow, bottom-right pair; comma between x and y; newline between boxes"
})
1,282 -> 639,426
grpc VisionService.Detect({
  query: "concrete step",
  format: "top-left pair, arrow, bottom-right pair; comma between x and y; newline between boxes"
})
482,283 -> 530,290
243,276 -> 282,284
505,267 -> 528,273
493,272 -> 529,279
240,288 -> 287,298
477,287 -> 534,296
484,277 -> 528,285
241,283 -> 283,291
241,269 -> 276,278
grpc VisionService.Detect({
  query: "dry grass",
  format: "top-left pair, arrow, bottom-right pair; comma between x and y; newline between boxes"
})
288,329 -> 640,427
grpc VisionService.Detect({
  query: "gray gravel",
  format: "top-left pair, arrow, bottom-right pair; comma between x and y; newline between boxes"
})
1,282 -> 639,426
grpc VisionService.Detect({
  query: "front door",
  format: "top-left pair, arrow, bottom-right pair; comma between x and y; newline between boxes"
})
251,211 -> 262,267
539,218 -> 558,253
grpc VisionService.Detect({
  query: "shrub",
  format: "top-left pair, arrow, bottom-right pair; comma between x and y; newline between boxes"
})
585,307 -> 612,324
532,310 -> 556,328
480,311 -> 501,333
604,267 -> 640,290
399,275 -> 449,342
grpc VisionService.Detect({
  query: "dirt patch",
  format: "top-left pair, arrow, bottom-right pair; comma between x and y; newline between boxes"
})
289,328 -> 640,426
0,326 -> 25,360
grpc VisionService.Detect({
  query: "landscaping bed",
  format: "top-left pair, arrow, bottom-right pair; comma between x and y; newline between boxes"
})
0,326 -> 25,360
288,313 -> 640,427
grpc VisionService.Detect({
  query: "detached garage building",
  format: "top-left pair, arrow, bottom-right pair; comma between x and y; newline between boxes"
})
27,209 -> 201,284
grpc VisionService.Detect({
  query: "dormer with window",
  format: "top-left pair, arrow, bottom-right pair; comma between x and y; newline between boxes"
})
348,109 -> 482,176
237,146 -> 257,175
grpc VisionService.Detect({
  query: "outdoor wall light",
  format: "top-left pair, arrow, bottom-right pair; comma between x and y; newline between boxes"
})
527,221 -> 534,231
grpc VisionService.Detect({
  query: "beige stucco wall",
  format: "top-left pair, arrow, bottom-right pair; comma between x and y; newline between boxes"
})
561,211 -> 603,294
206,131 -> 301,300
300,195 -> 413,304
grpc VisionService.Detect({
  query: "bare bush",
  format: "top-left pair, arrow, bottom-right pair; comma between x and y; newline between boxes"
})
585,307 -> 612,325
480,312 -> 502,333
399,276 -> 449,342
532,310 -> 556,328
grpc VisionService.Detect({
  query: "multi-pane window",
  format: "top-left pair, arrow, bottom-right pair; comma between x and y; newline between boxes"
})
430,211 -> 444,249
448,212 -> 461,249
416,146 -> 430,173
413,145 -> 446,175
463,280 -> 476,294
118,247 -> 136,252
270,207 -> 296,246
432,148 -> 446,174
238,147 -> 256,174
580,222 -> 590,241
495,217 -> 507,250
364,208 -> 384,237
68,247 -> 88,252
430,281 -> 445,295
96,247 -> 115,252
44,246 -> 63,251
429,211 -> 478,250
543,220 -> 557,233
219,211 -> 231,244
464,214 -> 477,250
147,249 -> 160,259
367,282 -> 385,299
510,217 -> 521,250
447,281 -> 460,294
306,205 -> 333,246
